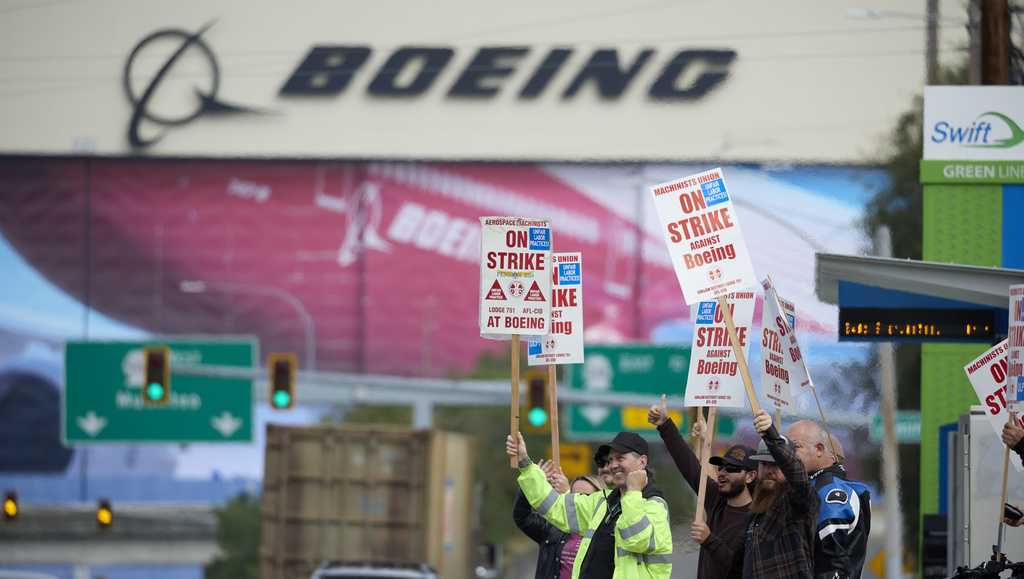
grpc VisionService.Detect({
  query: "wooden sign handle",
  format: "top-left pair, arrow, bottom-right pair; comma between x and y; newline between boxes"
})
548,363 -> 560,468
717,294 -> 761,416
694,406 -> 718,524
510,335 -> 521,468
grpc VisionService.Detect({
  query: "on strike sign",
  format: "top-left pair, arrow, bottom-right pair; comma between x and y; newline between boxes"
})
963,339 -> 1024,471
684,290 -> 755,407
650,167 -> 757,304
759,277 -> 814,413
479,217 -> 552,337
1010,284 -> 1024,410
528,252 -> 584,365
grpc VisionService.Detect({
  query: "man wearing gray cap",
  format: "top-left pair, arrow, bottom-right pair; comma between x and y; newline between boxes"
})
742,410 -> 817,579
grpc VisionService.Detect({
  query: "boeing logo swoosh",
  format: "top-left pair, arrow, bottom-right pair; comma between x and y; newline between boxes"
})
122,22 -> 262,149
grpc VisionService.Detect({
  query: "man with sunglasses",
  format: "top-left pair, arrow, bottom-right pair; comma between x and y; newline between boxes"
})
649,401 -> 757,579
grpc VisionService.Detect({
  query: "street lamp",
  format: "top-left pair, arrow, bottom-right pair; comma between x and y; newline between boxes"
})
179,280 -> 317,370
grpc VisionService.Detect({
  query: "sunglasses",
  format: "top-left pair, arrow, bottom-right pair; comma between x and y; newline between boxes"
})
721,465 -> 747,474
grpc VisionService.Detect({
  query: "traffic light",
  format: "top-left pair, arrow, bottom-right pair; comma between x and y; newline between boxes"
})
96,498 -> 113,529
3,490 -> 17,521
268,353 -> 297,410
142,346 -> 171,405
523,370 -> 549,434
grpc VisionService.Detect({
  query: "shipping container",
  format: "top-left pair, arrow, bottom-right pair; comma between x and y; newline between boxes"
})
259,424 -> 475,579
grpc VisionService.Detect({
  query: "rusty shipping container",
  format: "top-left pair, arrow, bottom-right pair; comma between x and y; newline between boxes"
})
259,424 -> 475,579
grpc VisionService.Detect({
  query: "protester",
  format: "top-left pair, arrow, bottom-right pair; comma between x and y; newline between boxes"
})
507,431 -> 673,579
743,410 -> 817,579
786,421 -> 870,579
514,460 -> 605,579
648,402 -> 756,579
1002,416 -> 1024,462
594,448 -> 616,488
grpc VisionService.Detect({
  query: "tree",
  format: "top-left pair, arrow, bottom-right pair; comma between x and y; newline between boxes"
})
205,493 -> 260,579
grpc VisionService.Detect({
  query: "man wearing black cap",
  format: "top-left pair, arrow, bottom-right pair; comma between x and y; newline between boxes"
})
743,409 -> 817,579
649,401 -> 757,579
507,430 -> 673,579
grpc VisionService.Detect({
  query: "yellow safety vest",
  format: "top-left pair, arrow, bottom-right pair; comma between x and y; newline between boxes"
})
517,463 -> 672,579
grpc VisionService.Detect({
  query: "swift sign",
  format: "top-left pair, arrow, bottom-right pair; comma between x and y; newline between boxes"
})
924,86 -> 1024,161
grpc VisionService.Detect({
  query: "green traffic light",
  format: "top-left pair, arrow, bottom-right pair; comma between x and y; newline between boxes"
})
146,382 -> 165,401
272,390 -> 291,408
528,407 -> 548,427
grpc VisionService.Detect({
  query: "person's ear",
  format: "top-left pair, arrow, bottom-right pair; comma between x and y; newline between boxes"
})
745,471 -> 756,484
639,454 -> 648,469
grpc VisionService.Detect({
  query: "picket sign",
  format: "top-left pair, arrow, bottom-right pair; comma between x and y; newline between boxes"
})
650,168 -> 760,525
527,252 -> 585,465
759,277 -> 834,452
479,217 -> 552,467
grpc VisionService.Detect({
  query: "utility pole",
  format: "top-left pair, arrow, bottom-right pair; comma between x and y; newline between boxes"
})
981,0 -> 1011,84
875,226 -> 905,579
926,0 -> 939,83
969,0 -> 983,83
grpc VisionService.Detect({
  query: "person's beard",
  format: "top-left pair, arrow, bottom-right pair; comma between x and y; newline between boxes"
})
750,478 -> 786,513
718,478 -> 744,499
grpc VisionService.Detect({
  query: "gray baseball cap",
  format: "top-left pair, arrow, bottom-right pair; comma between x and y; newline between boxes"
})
749,435 -> 795,463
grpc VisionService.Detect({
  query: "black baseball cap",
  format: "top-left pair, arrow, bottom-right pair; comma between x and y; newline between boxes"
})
709,444 -> 756,470
596,432 -> 649,460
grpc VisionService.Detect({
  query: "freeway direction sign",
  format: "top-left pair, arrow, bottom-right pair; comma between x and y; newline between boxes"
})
63,339 -> 256,443
566,345 -> 703,441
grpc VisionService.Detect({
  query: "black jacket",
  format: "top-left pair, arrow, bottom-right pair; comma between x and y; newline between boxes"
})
514,490 -> 569,579
810,464 -> 871,579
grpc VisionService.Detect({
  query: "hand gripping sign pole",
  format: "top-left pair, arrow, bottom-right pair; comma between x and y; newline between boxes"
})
527,252 -> 585,469
478,217 -> 552,468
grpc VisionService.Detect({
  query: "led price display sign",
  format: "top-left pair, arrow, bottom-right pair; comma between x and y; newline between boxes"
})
839,308 -> 996,342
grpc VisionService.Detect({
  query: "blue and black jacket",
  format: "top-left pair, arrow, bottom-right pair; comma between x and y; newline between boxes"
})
810,464 -> 871,579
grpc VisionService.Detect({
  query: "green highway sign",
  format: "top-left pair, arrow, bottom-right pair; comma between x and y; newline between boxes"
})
869,411 -> 921,444
63,339 -> 255,443
565,345 -> 734,441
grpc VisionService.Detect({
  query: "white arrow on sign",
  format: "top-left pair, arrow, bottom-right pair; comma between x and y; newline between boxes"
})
581,405 -> 611,425
77,411 -> 108,437
211,412 -> 242,438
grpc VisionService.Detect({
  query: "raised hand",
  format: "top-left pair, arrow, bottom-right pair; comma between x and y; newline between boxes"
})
691,415 -> 707,439
689,519 -> 710,544
538,459 -> 569,493
505,432 -> 529,463
626,469 -> 648,492
1002,414 -> 1024,448
648,394 -> 669,426
753,409 -> 773,435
